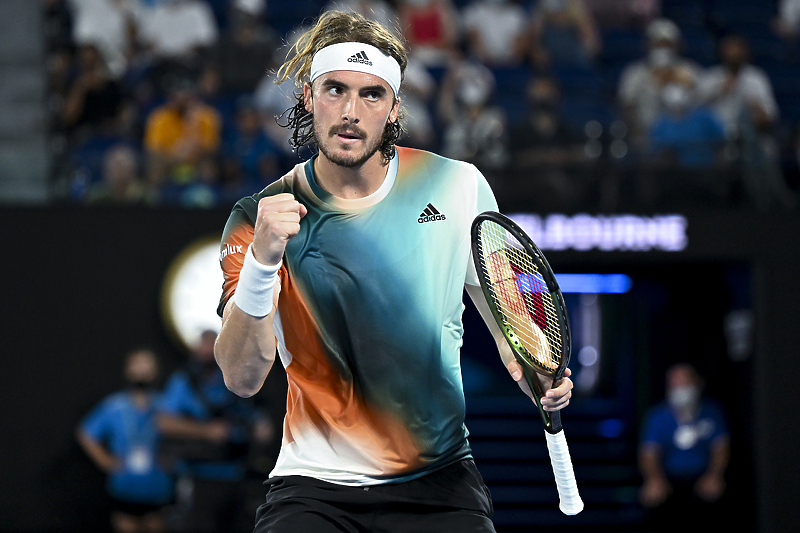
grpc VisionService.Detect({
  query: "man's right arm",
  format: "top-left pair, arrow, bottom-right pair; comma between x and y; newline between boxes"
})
215,292 -> 280,397
215,193 -> 306,397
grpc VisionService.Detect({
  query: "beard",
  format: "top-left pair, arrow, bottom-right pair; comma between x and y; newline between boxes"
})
314,120 -> 385,169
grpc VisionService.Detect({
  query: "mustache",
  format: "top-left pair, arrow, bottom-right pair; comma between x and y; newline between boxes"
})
329,124 -> 367,139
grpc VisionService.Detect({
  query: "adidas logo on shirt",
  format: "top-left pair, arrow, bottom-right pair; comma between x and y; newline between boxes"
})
418,203 -> 446,223
347,51 -> 373,66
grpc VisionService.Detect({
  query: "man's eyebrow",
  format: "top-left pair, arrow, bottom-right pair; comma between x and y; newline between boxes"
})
360,84 -> 388,94
319,79 -> 388,94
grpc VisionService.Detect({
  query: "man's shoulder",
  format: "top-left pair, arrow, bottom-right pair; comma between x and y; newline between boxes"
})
97,391 -> 132,413
646,402 -> 675,422
396,146 -> 477,173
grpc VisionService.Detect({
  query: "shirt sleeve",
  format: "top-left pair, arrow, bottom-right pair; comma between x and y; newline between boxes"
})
158,372 -> 208,419
465,165 -> 499,287
217,203 -> 256,317
640,406 -> 669,448
80,398 -> 113,442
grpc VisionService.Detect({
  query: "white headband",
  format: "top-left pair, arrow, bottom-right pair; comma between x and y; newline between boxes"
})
310,42 -> 401,96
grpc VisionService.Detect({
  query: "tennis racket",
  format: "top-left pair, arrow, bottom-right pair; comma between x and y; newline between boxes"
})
471,211 -> 583,515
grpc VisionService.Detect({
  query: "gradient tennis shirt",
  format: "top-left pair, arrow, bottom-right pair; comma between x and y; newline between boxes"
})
218,146 -> 498,485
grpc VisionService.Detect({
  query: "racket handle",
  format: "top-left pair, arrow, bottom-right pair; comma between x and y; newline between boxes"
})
545,429 -> 584,515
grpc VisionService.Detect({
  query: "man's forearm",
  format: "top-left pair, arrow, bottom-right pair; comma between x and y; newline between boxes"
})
215,299 -> 278,397
639,446 -> 666,481
706,437 -> 730,477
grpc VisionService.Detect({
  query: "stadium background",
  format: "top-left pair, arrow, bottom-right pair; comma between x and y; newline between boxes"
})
0,0 -> 798,532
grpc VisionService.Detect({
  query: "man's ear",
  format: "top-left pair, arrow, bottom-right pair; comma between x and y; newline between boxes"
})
303,82 -> 313,113
389,97 -> 400,124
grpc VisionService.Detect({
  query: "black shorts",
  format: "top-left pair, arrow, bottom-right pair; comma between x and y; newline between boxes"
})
254,459 -> 495,533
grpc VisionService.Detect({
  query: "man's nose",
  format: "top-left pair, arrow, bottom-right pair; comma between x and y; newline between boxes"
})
341,93 -> 361,124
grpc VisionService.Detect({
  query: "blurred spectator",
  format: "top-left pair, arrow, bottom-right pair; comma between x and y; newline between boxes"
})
584,0 -> 661,30
160,156 -> 225,208
773,0 -> 800,42
142,77 -> 221,189
76,348 -> 175,533
253,65 -> 302,157
397,0 -> 460,67
462,0 -> 530,68
44,0 -> 75,53
221,97 -> 282,198
438,58 -> 509,171
509,75 -> 590,209
618,18 -> 704,151
208,0 -> 278,95
66,0 -> 143,79
529,0 -> 601,71
650,70 -> 725,169
398,55 -> 438,150
510,75 -> 587,166
697,35 -> 778,142
61,43 -> 125,137
84,144 -> 153,205
697,35 -> 794,210
158,330 -> 275,533
639,363 -> 730,533
137,0 -> 219,90
323,0 -> 399,30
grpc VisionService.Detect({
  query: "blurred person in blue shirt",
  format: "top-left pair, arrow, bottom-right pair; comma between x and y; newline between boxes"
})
650,70 -> 726,169
639,363 -> 730,532
158,329 -> 274,533
76,348 -> 175,533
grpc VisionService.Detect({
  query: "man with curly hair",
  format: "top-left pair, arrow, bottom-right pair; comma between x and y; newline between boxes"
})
213,10 -> 574,532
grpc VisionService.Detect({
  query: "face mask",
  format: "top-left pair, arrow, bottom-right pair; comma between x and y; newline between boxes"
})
648,47 -> 676,68
458,82 -> 489,107
668,385 -> 699,411
129,379 -> 155,392
661,83 -> 692,112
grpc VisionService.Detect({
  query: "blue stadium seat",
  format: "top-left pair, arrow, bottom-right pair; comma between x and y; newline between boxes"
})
559,98 -> 617,137
708,0 -> 775,29
551,64 -> 611,101
600,29 -> 645,66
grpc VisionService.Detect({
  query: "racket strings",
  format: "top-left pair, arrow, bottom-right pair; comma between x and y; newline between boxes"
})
478,222 -> 562,374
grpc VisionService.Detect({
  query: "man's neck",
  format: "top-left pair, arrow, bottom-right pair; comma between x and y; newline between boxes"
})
313,153 -> 389,200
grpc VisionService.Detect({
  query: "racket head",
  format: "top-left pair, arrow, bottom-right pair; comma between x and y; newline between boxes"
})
471,211 -> 572,430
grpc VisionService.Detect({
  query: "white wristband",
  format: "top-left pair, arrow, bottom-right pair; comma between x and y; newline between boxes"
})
233,244 -> 281,318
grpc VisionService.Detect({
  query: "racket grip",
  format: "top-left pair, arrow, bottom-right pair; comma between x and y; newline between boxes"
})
544,429 -> 584,515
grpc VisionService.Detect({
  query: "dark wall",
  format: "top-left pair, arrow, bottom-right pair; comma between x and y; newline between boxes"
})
0,207 -> 798,532
0,206 -> 229,530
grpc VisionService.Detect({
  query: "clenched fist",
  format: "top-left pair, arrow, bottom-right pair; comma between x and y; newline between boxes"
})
251,193 -> 308,266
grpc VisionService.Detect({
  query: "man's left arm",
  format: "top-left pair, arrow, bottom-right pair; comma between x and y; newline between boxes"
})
465,283 -> 572,411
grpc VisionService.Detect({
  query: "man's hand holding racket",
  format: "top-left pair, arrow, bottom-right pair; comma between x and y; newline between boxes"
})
507,360 -> 573,412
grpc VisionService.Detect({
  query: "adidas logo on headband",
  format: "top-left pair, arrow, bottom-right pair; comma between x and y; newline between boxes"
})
347,51 -> 372,66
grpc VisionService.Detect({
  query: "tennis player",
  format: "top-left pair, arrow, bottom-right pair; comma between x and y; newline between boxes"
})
214,10 -> 574,532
